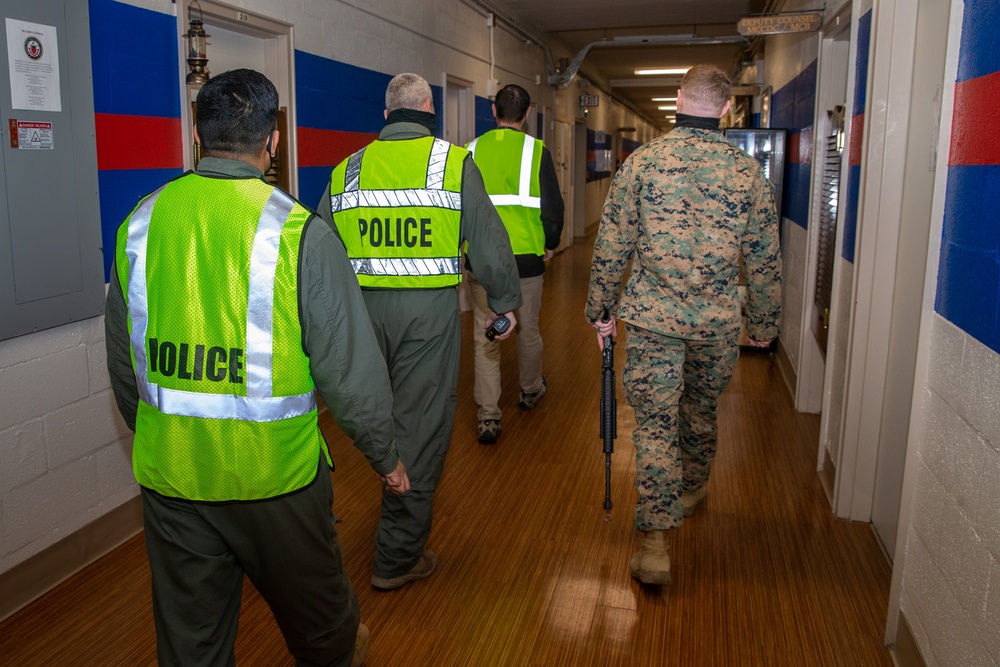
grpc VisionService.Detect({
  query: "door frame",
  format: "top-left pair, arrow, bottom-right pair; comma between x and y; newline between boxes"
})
442,74 -> 476,147
177,0 -> 298,196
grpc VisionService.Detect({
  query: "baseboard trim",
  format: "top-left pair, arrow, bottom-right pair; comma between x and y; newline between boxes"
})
774,341 -> 797,398
819,447 -> 836,504
0,496 -> 143,622
890,609 -> 927,667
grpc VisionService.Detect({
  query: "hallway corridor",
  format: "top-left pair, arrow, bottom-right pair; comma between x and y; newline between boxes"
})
0,234 -> 894,665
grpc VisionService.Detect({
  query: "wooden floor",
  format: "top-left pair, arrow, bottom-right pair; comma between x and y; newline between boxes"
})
0,235 -> 894,666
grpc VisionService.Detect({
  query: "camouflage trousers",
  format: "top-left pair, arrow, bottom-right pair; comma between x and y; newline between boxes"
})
623,324 -> 740,531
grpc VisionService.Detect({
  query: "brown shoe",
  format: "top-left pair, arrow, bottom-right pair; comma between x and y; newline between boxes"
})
371,550 -> 438,590
517,378 -> 548,410
349,623 -> 370,667
681,485 -> 707,517
629,531 -> 671,586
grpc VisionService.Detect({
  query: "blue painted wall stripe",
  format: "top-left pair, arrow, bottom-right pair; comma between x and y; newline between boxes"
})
956,0 -> 1000,82
854,11 -> 872,110
300,166 -> 333,213
89,0 -> 179,118
783,162 -> 812,230
842,165 -> 861,262
295,51 -> 391,133
771,61 -> 817,229
98,168 -> 184,279
936,164 -> 1000,351
842,9 -> 873,263
475,96 -> 496,138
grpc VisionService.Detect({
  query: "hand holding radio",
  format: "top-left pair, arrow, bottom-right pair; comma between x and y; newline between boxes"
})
484,312 -> 516,341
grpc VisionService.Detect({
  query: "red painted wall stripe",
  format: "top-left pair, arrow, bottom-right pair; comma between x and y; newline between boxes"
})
849,113 -> 865,166
95,113 -> 183,171
950,70 -> 1000,166
787,129 -> 814,165
297,127 -> 379,168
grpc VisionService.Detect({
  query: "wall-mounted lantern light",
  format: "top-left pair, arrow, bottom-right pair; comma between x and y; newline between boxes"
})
184,0 -> 210,86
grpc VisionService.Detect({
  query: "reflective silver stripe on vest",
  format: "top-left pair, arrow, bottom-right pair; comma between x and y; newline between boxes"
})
426,138 -> 450,189
345,148 -> 365,193
474,132 -> 541,209
331,188 -> 462,212
125,185 -> 315,423
245,189 -> 295,398
330,139 -> 461,213
351,256 -> 462,277
489,193 -> 541,208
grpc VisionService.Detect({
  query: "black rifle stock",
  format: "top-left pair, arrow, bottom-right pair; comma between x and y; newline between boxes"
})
600,310 -> 616,514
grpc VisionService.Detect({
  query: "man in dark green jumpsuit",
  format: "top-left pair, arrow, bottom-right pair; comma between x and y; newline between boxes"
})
106,69 -> 409,666
318,73 -> 521,589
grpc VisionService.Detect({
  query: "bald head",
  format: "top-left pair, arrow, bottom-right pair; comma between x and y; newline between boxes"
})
386,73 -> 434,113
677,65 -> 732,118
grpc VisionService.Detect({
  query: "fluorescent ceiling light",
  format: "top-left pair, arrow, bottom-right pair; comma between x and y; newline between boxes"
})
652,97 -> 677,102
657,105 -> 677,111
665,116 -> 676,121
635,68 -> 689,76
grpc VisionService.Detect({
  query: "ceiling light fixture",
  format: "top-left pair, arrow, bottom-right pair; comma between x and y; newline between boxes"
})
657,105 -> 677,111
652,97 -> 678,102
635,68 -> 689,76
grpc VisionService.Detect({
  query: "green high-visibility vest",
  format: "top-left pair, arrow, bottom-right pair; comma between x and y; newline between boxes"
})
115,173 -> 325,502
467,128 -> 545,256
330,136 -> 466,288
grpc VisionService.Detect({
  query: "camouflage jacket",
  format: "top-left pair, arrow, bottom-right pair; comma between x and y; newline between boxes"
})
585,127 -> 781,341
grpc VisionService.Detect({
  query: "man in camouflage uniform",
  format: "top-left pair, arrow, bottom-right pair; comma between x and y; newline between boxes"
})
585,65 -> 781,586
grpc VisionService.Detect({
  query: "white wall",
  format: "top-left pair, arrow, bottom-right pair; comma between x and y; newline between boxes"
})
900,317 -> 1000,663
0,314 -> 136,572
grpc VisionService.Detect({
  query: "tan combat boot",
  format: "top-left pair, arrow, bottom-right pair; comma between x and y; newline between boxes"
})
349,623 -> 370,667
682,485 -> 707,517
629,530 -> 672,585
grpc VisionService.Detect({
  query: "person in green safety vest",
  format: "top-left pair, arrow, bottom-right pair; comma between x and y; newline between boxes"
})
106,69 -> 408,667
465,84 -> 565,445
317,73 -> 522,591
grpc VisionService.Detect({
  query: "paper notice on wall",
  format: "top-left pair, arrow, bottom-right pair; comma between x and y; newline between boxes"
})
6,18 -> 61,112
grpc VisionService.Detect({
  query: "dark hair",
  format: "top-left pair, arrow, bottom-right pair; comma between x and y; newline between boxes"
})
494,84 -> 530,123
196,69 -> 278,155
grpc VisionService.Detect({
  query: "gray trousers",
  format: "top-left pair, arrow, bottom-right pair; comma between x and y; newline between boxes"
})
361,288 -> 461,578
141,456 -> 359,667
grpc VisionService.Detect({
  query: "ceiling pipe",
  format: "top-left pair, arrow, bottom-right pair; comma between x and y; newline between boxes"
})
551,34 -> 749,88
464,0 -> 664,127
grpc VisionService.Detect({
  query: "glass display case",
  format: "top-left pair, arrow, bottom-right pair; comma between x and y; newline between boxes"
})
723,128 -> 787,348
723,128 -> 787,219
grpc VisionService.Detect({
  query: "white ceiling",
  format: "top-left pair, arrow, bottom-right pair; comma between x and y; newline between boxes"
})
487,0 -> 771,129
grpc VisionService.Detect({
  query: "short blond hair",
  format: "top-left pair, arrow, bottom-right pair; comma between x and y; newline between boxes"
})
386,73 -> 432,112
680,65 -> 732,114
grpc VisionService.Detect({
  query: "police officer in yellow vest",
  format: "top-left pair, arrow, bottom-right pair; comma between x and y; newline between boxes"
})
465,84 -> 565,444
317,73 -> 521,590
105,69 -> 408,667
